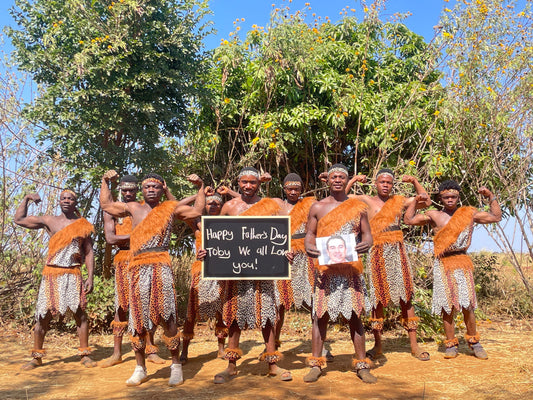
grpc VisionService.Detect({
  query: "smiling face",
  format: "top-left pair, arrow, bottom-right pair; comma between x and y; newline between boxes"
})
59,192 -> 77,214
238,174 -> 260,198
328,171 -> 348,193
375,174 -> 394,198
326,237 -> 347,264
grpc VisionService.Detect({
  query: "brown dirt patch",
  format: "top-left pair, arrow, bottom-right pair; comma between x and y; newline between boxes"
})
1,315 -> 532,400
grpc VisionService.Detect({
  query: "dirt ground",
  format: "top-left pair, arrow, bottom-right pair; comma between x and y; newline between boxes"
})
1,315 -> 532,400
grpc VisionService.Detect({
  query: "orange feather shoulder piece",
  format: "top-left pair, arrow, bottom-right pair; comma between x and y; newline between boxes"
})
241,198 -> 281,216
369,195 -> 405,236
290,197 -> 315,235
48,218 -> 94,258
317,198 -> 368,236
434,206 -> 476,257
130,200 -> 178,253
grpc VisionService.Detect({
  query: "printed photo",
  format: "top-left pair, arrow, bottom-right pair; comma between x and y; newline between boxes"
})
316,233 -> 358,266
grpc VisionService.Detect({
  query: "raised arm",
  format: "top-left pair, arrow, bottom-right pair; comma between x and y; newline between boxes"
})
14,193 -> 48,230
100,170 -> 131,217
187,174 -> 205,215
345,175 -> 367,194
304,203 -> 320,258
474,187 -> 502,224
402,175 -> 432,209
103,211 -> 129,246
82,236 -> 95,294
216,185 -> 240,199
404,193 -> 433,226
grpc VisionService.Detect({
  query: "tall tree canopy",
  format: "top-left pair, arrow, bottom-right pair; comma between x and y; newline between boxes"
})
8,0 -> 211,186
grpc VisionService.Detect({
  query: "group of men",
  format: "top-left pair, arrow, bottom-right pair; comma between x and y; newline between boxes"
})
14,163 -> 501,387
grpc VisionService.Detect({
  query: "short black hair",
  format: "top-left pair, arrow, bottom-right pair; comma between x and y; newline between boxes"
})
119,174 -> 138,184
438,180 -> 461,193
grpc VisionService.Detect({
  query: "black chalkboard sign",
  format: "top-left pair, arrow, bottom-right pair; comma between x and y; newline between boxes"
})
201,216 -> 290,280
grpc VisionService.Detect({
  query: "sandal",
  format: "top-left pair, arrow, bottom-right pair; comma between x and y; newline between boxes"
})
444,345 -> 459,359
268,367 -> 292,381
214,369 -> 237,384
303,366 -> 322,383
411,348 -> 430,361
80,356 -> 97,368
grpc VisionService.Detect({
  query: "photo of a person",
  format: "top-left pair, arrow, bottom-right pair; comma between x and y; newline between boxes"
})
316,234 -> 357,266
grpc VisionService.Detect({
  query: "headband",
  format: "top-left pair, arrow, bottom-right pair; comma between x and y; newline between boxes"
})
60,189 -> 77,199
118,182 -> 138,190
238,169 -> 260,179
142,177 -> 164,186
283,181 -> 302,188
328,166 -> 348,176
440,189 -> 460,195
206,194 -> 223,204
376,171 -> 394,180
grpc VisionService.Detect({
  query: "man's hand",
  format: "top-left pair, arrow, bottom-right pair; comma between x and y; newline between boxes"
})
355,241 -> 371,254
318,172 -> 328,183
350,175 -> 367,184
259,172 -> 272,183
478,186 -> 492,198
306,245 -> 320,258
26,193 -> 41,205
205,186 -> 215,196
415,193 -> 429,202
216,185 -> 229,195
285,250 -> 295,264
187,174 -> 203,188
103,170 -> 119,183
402,175 -> 416,184
83,277 -> 94,295
196,248 -> 207,261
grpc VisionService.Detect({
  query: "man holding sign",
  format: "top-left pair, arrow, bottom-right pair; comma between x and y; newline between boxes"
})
203,166 -> 292,384
304,163 -> 376,384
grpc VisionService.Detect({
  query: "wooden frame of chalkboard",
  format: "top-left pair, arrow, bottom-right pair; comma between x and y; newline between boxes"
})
201,216 -> 291,280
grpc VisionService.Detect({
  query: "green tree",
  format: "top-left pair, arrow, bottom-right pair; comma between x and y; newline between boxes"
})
7,0 -> 211,188
181,3 -> 443,193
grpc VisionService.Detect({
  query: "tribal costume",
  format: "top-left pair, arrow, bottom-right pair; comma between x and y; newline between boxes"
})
431,206 -> 477,315
367,195 -> 414,308
218,198 -> 282,329
183,230 -> 203,337
128,201 -> 179,335
312,198 -> 369,321
35,218 -> 94,320
114,216 -> 132,312
276,197 -> 315,309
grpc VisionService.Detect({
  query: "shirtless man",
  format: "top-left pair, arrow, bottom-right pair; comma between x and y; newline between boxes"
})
345,169 -> 431,361
404,180 -> 501,359
14,190 -> 96,369
304,163 -> 376,384
100,170 -> 200,386
199,166 -> 292,383
99,175 -> 165,368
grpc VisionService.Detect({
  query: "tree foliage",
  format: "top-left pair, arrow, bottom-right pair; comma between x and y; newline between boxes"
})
7,0 -> 211,186
181,4 -> 443,193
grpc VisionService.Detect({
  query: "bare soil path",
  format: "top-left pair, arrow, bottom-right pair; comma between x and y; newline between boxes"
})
1,316 -> 532,400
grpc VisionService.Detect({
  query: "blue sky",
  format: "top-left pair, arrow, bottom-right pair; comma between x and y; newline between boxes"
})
0,0 -> 524,252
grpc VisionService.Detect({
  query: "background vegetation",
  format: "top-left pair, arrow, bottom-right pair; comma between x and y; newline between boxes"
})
1,0 -> 531,335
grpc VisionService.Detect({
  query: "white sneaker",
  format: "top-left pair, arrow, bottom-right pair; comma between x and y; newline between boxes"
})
168,363 -> 184,387
126,365 -> 148,386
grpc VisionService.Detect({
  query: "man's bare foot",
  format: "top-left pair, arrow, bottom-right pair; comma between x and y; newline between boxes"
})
365,347 -> 384,361
146,353 -> 166,364
21,358 -> 42,370
99,354 -> 122,368
81,356 -> 97,368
